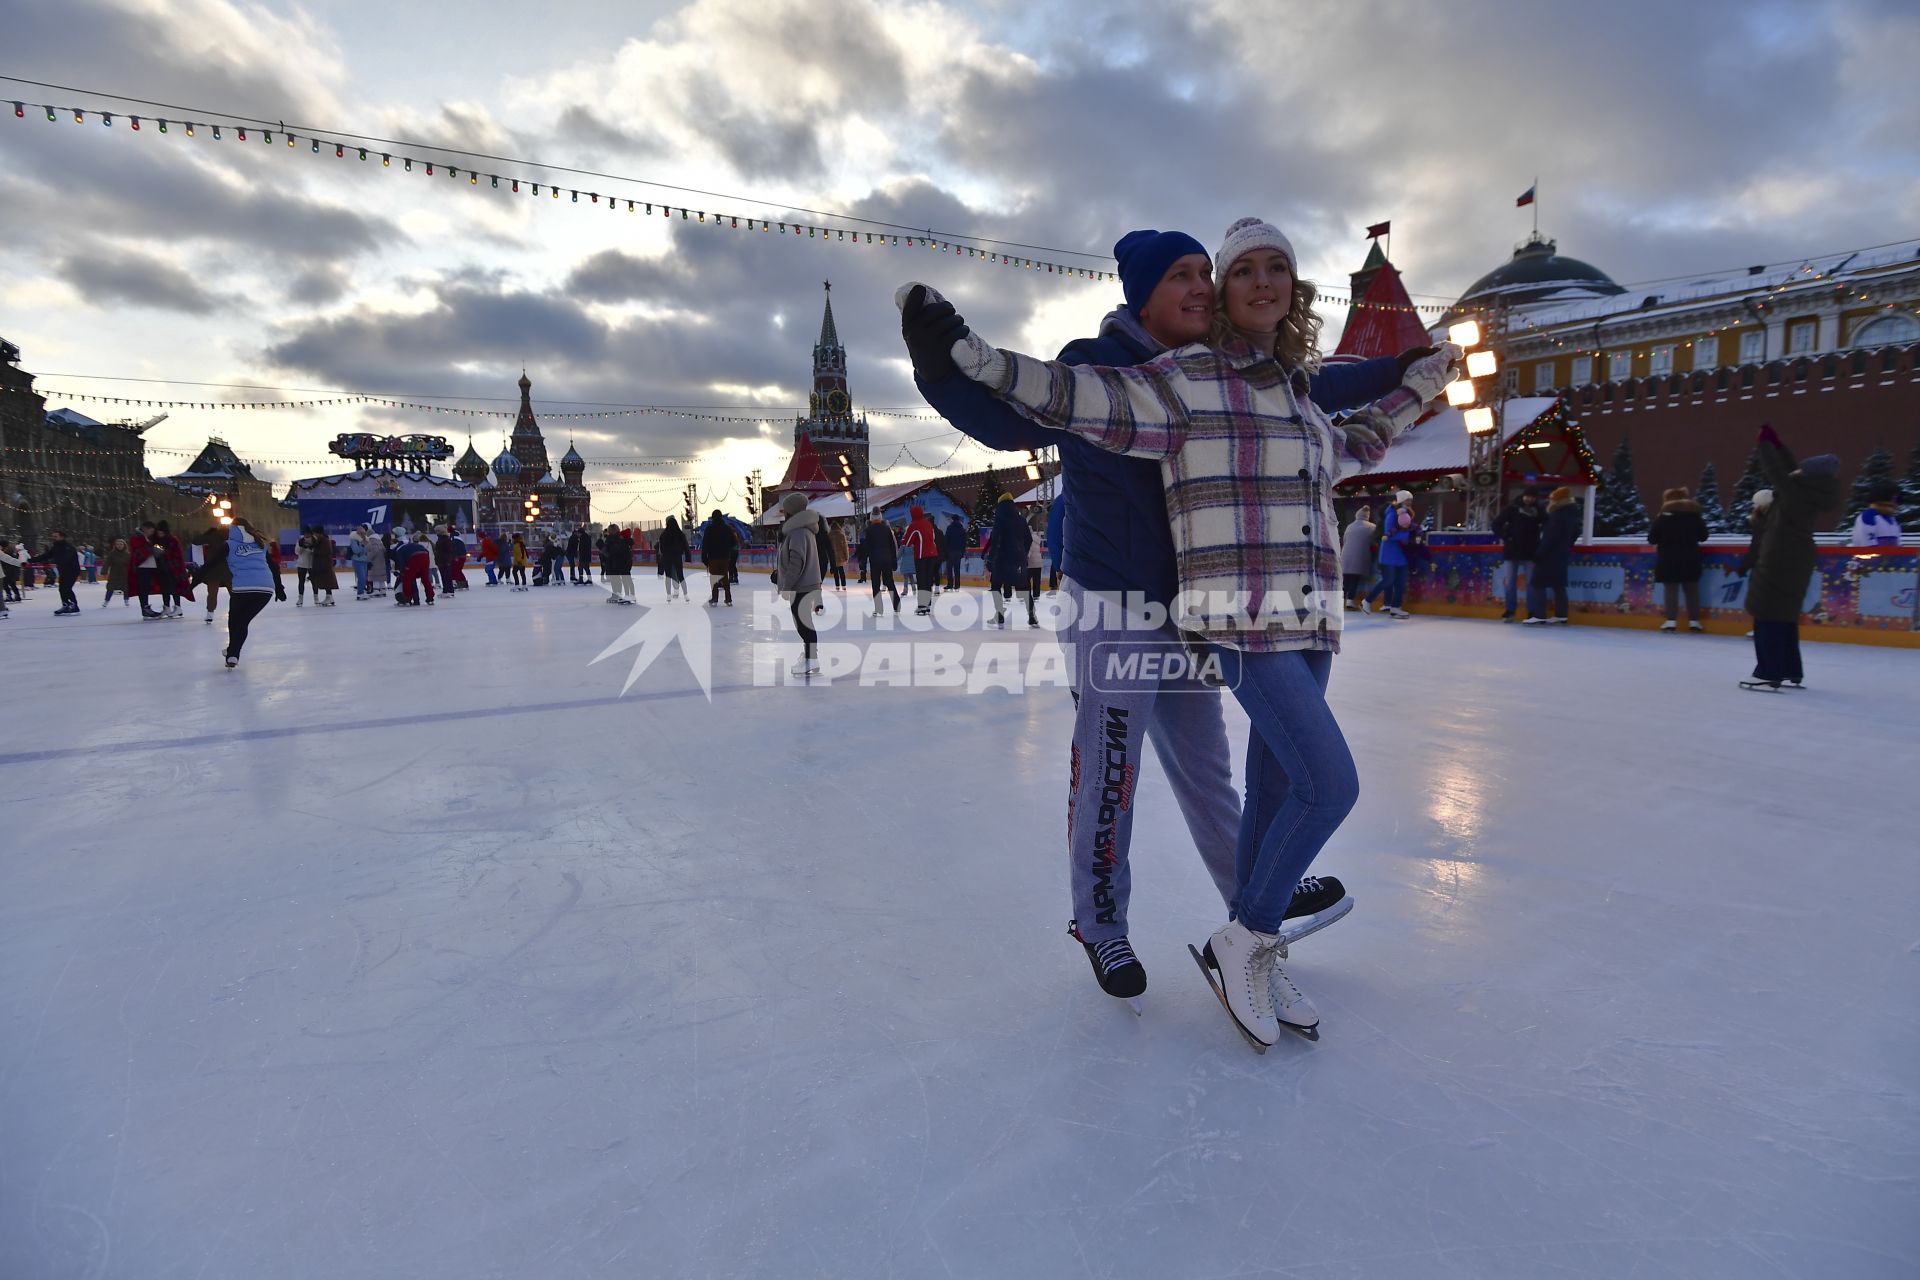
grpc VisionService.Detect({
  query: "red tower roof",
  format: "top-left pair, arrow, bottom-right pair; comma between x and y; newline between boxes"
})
1334,260 -> 1429,360
775,433 -> 842,495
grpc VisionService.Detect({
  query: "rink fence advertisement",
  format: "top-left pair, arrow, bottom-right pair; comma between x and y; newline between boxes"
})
1406,539 -> 1918,644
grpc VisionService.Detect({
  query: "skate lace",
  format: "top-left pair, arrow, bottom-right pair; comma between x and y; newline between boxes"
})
1268,956 -> 1306,1010
1248,935 -> 1286,1019
1296,876 -> 1324,896
1092,937 -> 1138,976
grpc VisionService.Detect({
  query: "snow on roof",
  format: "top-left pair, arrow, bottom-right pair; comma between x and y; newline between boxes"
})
760,477 -> 938,523
45,408 -> 105,428
1348,397 -> 1560,484
1493,240 -> 1920,332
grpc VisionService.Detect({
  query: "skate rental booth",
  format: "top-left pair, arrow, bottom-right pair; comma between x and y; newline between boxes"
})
283,469 -> 478,544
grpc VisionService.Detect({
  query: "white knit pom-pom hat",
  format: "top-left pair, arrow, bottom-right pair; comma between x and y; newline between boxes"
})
1214,217 -> 1297,287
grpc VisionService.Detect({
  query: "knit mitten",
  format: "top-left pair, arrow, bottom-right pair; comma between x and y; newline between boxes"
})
1400,341 -> 1464,403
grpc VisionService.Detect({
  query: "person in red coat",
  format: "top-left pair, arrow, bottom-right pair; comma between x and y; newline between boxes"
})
157,521 -> 195,608
127,521 -> 172,617
904,504 -> 942,614
478,532 -> 501,585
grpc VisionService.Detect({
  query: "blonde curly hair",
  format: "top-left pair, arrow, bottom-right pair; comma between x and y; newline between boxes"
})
1208,271 -> 1324,373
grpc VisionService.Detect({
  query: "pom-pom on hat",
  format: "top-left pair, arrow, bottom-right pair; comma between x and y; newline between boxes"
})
1213,217 -> 1297,287
1113,229 -> 1210,317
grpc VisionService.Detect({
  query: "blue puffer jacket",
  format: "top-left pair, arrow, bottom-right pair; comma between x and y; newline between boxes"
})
987,498 -> 1031,583
942,517 -> 967,559
1046,493 -> 1064,566
915,307 -> 1401,607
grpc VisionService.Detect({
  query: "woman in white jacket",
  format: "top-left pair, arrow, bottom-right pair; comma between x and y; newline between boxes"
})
776,492 -> 824,677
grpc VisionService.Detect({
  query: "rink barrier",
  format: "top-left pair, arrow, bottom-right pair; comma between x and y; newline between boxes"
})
1404,538 -> 1919,648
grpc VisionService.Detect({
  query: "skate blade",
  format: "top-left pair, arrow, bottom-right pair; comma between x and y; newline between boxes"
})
1279,896 -> 1355,947
1186,945 -> 1268,1055
1126,997 -> 1143,1017
1282,1020 -> 1320,1042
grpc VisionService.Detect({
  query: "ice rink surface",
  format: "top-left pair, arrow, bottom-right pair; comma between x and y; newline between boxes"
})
2,573 -> 1915,1279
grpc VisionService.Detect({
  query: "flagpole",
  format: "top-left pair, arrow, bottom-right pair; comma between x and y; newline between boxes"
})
1533,176 -> 1539,237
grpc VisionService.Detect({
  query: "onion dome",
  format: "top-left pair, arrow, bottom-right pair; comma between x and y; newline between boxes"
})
454,440 -> 489,483
561,442 -> 585,477
492,444 -> 523,481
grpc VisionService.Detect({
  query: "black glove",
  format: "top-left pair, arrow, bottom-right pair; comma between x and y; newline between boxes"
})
901,285 -> 970,383
1394,346 -> 1438,378
274,587 -> 287,602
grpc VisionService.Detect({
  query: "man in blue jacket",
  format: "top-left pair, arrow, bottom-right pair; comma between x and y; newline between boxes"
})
906,227 -> 1424,1005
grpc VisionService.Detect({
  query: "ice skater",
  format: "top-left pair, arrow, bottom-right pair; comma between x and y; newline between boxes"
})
1362,493 -> 1414,618
701,511 -> 737,605
394,532 -> 436,606
656,516 -> 690,601
221,518 -> 280,667
1650,486 -> 1709,632
775,493 -> 823,676
27,531 -> 81,615
101,536 -> 131,608
906,226 -> 1421,1021
862,512 -> 901,615
192,524 -> 232,623
601,525 -> 636,604
899,215 -> 1460,1048
1524,488 -> 1580,625
986,492 -> 1030,627
905,505 -> 941,614
1741,424 -> 1840,689
364,526 -> 388,598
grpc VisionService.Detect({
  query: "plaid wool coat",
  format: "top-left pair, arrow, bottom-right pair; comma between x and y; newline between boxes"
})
959,332 -> 1425,653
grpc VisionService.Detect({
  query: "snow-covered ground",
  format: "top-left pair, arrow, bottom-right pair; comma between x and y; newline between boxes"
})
2,573 -> 1915,1279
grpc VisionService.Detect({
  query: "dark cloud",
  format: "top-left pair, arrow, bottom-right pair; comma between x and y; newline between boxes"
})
282,264 -> 351,307
54,246 -> 231,314
554,105 -> 664,159
0,126 -> 405,265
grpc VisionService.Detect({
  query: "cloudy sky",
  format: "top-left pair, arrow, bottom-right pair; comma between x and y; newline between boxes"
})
5,0 -> 1916,521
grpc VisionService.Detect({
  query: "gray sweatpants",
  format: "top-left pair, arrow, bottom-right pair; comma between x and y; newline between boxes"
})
1065,582 -> 1239,944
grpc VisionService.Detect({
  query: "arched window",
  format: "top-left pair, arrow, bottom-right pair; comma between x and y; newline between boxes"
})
1848,312 -> 1920,349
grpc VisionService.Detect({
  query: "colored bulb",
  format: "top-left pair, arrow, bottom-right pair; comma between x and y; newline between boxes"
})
212,125 -> 221,140
383,153 -> 390,166
11,103 -> 21,118
336,144 -> 343,157
311,138 -> 319,153
186,122 -> 195,137
73,109 -> 84,124
511,179 -> 518,192
237,127 -> 246,141
131,115 -> 141,130
47,106 -> 57,122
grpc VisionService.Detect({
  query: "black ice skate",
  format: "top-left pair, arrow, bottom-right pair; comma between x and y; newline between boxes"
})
1280,875 -> 1354,946
1068,919 -> 1146,1014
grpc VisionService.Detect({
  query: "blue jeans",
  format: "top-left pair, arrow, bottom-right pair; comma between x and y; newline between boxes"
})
1212,647 -> 1360,935
352,561 -> 370,593
1527,563 -> 1568,619
1366,563 -> 1407,609
1501,559 -> 1530,616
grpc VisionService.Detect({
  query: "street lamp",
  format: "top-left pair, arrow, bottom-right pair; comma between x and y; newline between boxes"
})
1456,304 -> 1506,531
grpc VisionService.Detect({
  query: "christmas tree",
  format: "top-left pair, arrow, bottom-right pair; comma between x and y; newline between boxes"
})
1837,444 -> 1894,534
1593,436 -> 1648,536
1901,438 -> 1920,532
967,466 -> 1003,544
1694,460 -> 1730,533
1726,446 -> 1767,531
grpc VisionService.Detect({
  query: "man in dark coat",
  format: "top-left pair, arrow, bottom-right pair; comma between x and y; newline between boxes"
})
28,530 -> 81,614
1649,487 -> 1710,631
986,495 -> 1031,626
1490,490 -> 1545,621
701,512 -> 738,605
941,514 -> 968,591
1742,425 -> 1841,688
860,510 -> 900,614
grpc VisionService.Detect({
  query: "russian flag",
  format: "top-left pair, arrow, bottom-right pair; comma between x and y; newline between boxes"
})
1516,185 -> 1536,208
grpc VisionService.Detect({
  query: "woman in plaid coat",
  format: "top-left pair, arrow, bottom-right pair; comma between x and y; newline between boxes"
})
897,218 -> 1459,1047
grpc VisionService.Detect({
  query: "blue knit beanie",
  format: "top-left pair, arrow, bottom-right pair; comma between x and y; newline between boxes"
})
1114,229 -> 1210,316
